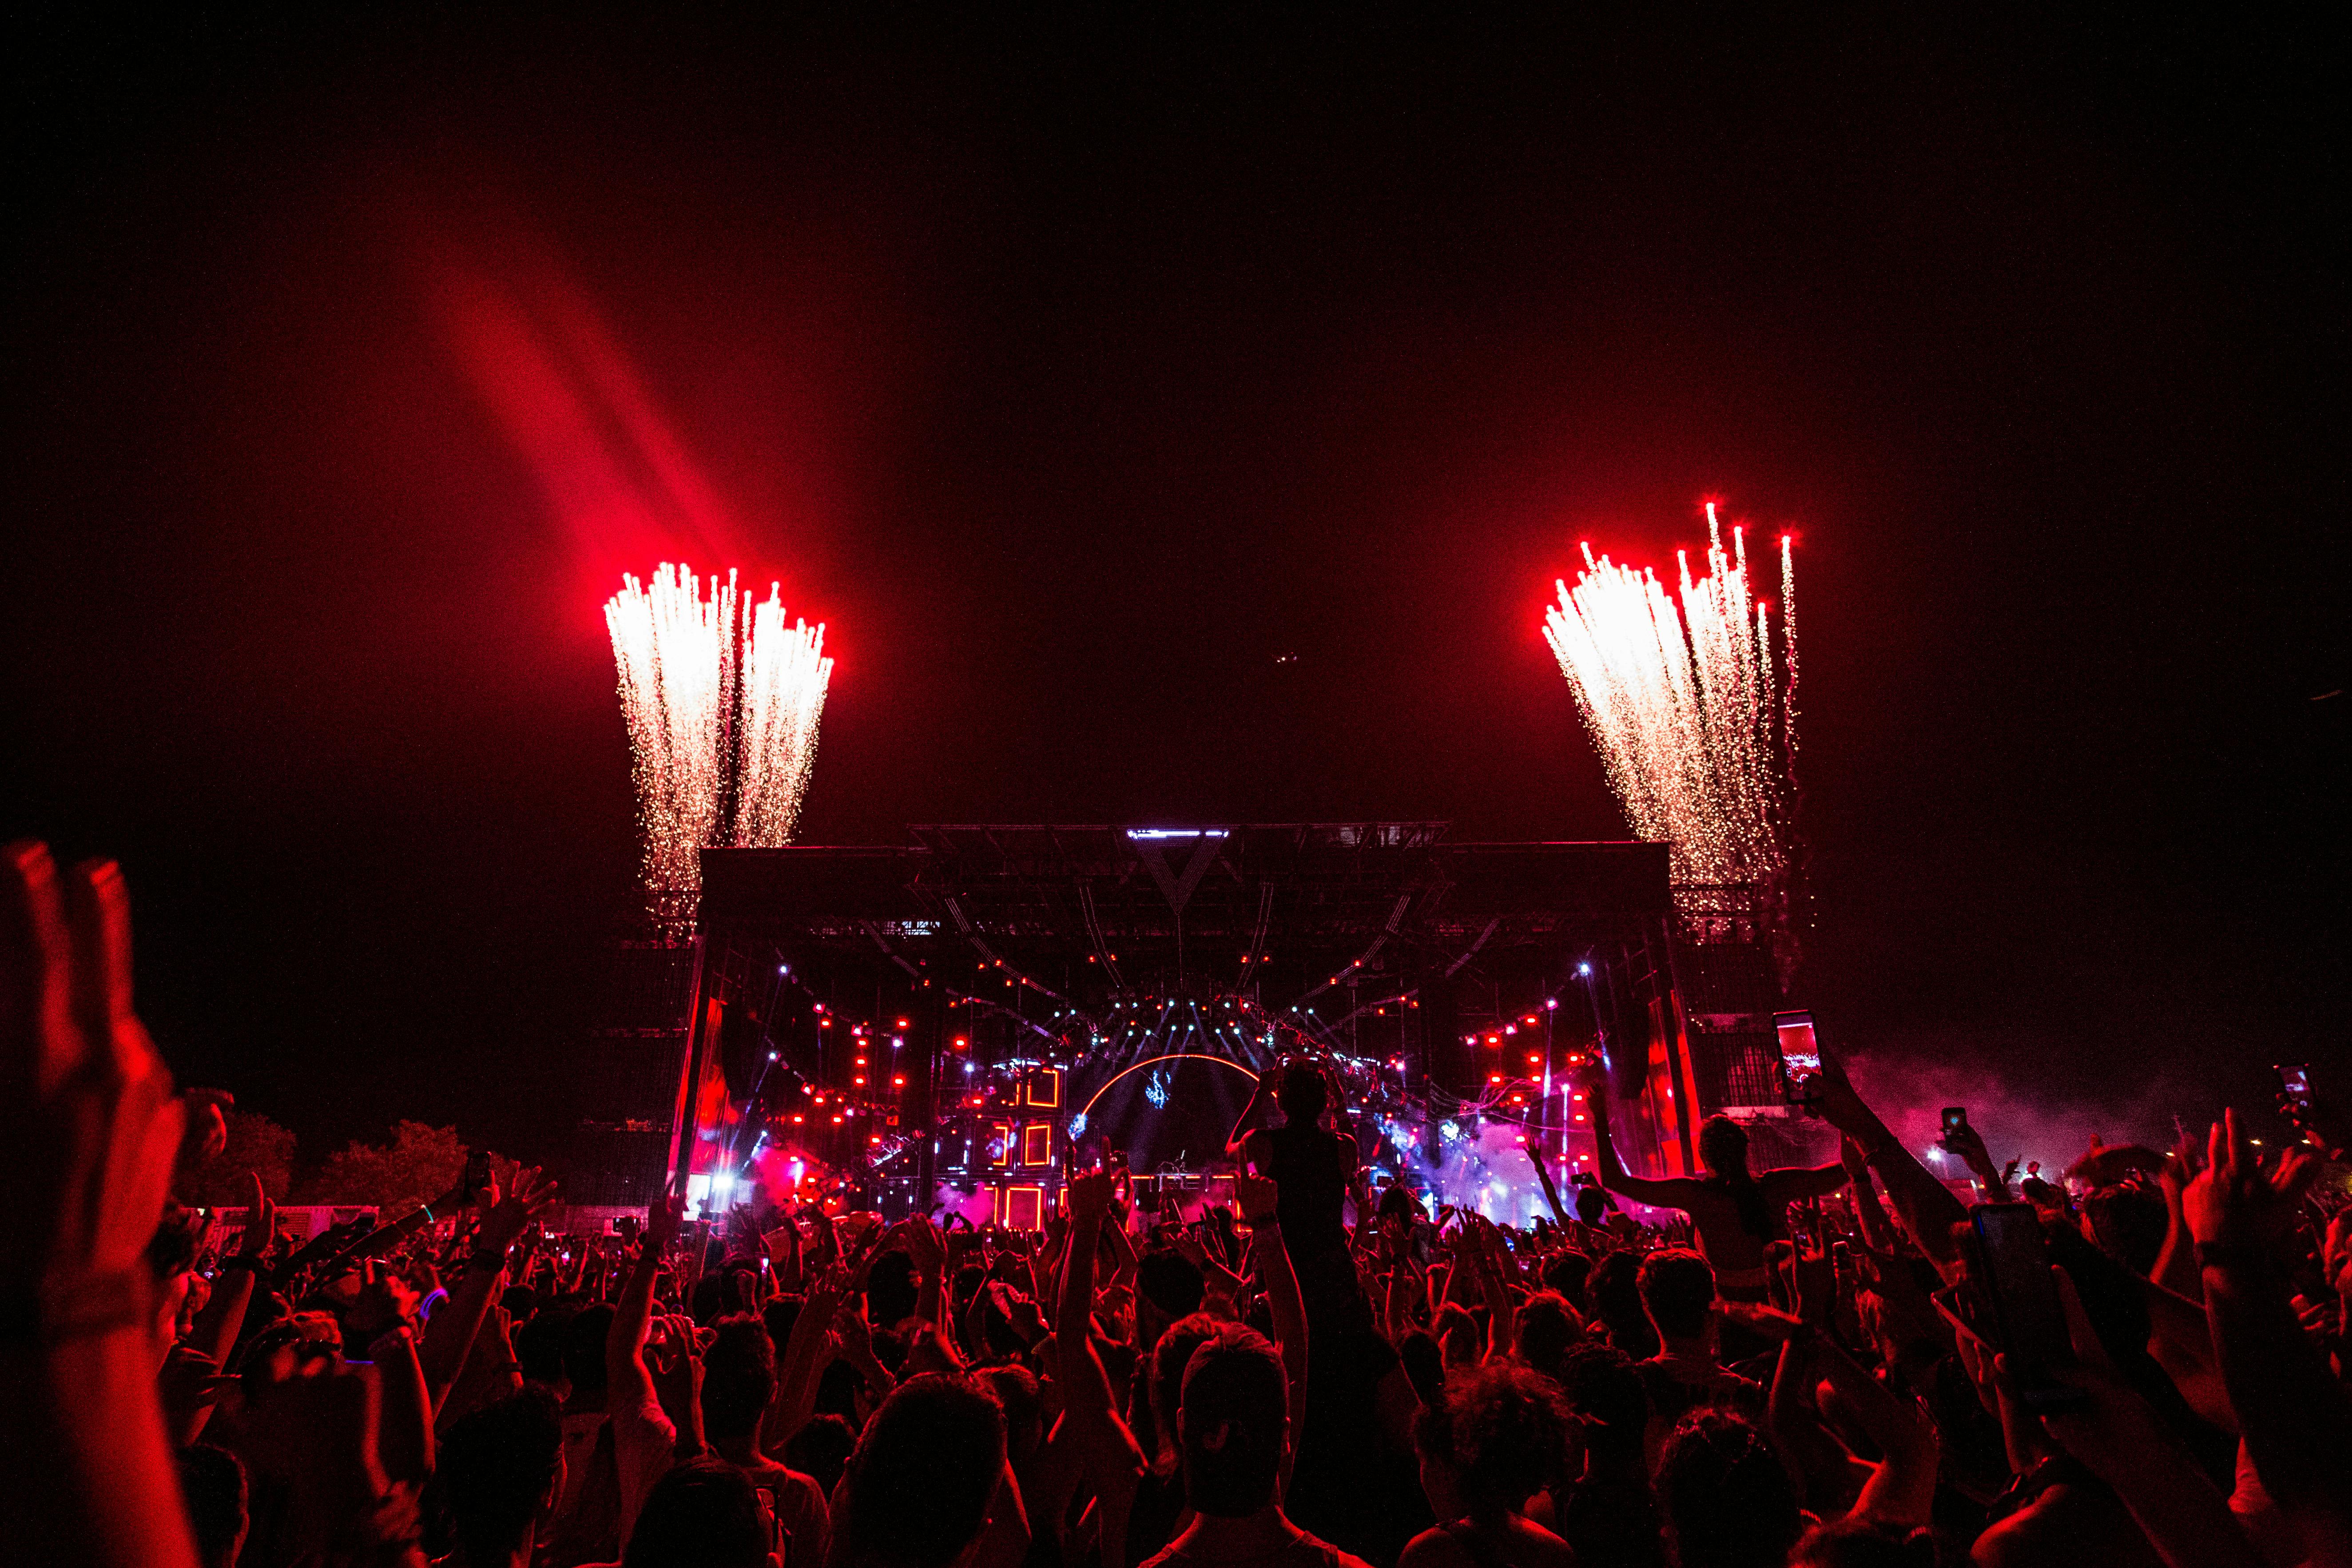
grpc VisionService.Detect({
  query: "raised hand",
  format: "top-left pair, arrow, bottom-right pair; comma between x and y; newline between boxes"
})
1232,1171 -> 1279,1223
898,1213 -> 946,1277
479,1163 -> 558,1249
0,842 -> 188,1315
2183,1108 -> 2320,1253
644,1190 -> 687,1254
1813,1049 -> 1873,1133
1068,1167 -> 1116,1221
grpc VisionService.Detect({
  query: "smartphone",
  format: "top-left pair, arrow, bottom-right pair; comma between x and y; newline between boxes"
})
1773,1010 -> 1823,1106
1942,1106 -> 1968,1137
2277,1063 -> 2312,1110
1969,1203 -> 2086,1412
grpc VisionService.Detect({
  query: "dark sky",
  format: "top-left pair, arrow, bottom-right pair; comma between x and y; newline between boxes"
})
7,10 -> 2343,1166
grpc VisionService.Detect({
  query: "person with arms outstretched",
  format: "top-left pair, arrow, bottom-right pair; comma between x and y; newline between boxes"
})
1583,1067 -> 1845,1300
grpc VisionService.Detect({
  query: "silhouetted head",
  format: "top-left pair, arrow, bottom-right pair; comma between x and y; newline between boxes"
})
1150,1312 -> 1224,1470
440,1386 -> 564,1568
1637,1248 -> 1718,1343
1658,1409 -> 1801,1568
1277,1063 -> 1327,1125
624,1457 -> 770,1568
1178,1324 -> 1288,1518
836,1374 -> 1007,1568
699,1314 -> 778,1443
1697,1115 -> 1751,1182
1513,1290 -> 1580,1383
1413,1362 -> 1571,1515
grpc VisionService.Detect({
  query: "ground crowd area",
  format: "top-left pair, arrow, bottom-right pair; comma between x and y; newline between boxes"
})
9,842 -> 2351,1568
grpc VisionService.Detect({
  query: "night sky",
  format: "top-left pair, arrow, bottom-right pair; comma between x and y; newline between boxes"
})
8,11 -> 2343,1167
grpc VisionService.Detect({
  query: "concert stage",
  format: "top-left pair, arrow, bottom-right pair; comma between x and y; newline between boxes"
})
654,823 -> 1781,1223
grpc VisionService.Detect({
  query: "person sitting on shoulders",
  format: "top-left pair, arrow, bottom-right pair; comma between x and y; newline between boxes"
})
1586,1075 -> 1844,1302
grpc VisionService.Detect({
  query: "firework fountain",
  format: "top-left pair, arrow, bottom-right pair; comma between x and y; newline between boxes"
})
606,564 -> 832,933
1544,504 -> 1802,963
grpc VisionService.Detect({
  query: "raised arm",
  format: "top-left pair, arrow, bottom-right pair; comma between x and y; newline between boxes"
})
2185,1111 -> 2352,1540
1808,1322 -> 1939,1526
1055,1172 -> 1146,1441
1764,1161 -> 1852,1206
608,1191 -> 683,1417
1052,1172 -> 1148,1568
1839,1139 -> 1898,1254
1585,1071 -> 1701,1210
185,1171 -> 271,1367
1225,1070 -> 1273,1162
1526,1145 -> 1575,1227
420,1161 -> 556,1412
2035,1267 -> 2265,1568
1815,1052 -> 1967,1271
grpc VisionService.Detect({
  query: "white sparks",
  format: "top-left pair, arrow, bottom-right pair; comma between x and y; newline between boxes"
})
606,564 -> 833,933
1544,505 -> 1801,943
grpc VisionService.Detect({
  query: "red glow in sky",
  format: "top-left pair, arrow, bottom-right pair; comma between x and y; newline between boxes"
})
429,251 -> 750,587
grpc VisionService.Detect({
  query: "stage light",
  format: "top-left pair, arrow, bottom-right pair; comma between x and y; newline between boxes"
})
1577,964 -> 1590,976
768,1052 -> 778,1061
1926,1148 -> 1944,1162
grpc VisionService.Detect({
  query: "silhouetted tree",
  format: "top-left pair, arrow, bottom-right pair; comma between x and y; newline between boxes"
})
302,1120 -> 469,1210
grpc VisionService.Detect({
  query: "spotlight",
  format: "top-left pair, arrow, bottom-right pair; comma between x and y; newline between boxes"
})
1577,963 -> 1590,976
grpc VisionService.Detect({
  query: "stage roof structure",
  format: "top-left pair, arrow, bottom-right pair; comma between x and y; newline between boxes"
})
699,824 -> 1671,1012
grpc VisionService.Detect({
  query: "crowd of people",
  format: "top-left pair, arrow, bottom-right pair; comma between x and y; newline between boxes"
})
8,838 -> 2351,1568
